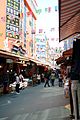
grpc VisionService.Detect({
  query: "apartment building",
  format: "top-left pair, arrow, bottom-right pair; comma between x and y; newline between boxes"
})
0,0 -> 37,57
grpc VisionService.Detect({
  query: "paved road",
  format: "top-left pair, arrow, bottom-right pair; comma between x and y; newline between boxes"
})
0,83 -> 70,120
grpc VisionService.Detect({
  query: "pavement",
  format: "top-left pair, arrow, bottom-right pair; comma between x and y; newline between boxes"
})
0,80 -> 80,120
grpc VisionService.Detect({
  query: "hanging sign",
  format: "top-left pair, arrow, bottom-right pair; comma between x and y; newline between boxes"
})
6,59 -> 13,63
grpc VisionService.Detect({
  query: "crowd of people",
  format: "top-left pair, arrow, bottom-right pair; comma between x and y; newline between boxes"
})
3,67 -> 69,95
43,68 -> 63,88
13,69 -> 61,94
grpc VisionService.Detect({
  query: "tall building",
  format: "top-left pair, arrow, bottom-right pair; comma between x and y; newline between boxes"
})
0,0 -> 37,57
35,33 -> 51,66
20,0 -> 37,58
35,34 -> 47,62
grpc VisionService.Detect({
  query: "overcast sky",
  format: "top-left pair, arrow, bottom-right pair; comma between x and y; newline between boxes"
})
36,0 -> 64,49
36,0 -> 58,30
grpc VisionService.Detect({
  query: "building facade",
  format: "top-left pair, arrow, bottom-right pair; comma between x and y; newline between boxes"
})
35,33 -> 51,66
0,0 -> 38,93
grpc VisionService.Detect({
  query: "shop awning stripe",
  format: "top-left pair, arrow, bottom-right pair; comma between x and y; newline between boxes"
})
59,0 -> 80,41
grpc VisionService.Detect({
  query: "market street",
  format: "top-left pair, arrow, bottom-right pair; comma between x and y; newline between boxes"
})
0,82 -> 70,120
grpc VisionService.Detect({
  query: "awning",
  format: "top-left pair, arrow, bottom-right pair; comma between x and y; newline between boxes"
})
0,50 -> 29,62
14,61 -> 27,66
55,48 -> 73,65
0,50 -> 19,60
55,56 -> 65,65
59,0 -> 80,41
63,48 -> 73,58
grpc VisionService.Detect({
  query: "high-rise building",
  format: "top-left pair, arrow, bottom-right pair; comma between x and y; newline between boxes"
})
0,0 -> 37,57
35,33 -> 51,66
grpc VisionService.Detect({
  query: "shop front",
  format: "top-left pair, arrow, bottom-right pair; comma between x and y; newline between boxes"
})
55,48 -> 72,78
0,50 -> 20,94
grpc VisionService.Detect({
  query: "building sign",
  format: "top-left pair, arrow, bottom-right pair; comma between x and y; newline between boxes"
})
12,45 -> 26,56
6,59 -> 13,63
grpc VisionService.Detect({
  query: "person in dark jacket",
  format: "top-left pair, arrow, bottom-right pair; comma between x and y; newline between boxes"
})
3,72 -> 9,94
44,70 -> 50,87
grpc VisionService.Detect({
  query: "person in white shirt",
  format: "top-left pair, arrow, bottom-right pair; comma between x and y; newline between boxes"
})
15,73 -> 20,94
37,73 -> 41,84
19,73 -> 24,82
50,71 -> 55,86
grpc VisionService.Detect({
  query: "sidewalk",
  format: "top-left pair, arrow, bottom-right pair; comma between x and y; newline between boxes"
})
59,83 -> 80,120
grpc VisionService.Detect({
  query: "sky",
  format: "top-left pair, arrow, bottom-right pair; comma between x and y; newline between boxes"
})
36,0 -> 58,30
36,0 -> 64,49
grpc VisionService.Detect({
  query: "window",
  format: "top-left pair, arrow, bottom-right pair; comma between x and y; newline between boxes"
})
16,27 -> 18,32
10,0 -> 14,4
7,2 -> 11,7
10,8 -> 14,14
14,35 -> 19,39
15,18 -> 19,26
6,32 -> 9,37
18,5 -> 20,10
7,7 -> 10,13
6,15 -> 11,23
18,0 -> 20,2
14,10 -> 16,15
16,0 -> 18,2
11,3 -> 14,7
7,0 -> 10,2
15,11 -> 19,16
9,33 -> 13,38
14,5 -> 18,10
10,19 -> 15,24
10,26 -> 13,31
6,24 -> 10,30
13,26 -> 16,31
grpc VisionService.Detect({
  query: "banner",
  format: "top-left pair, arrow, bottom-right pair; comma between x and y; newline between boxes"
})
36,6 -> 58,14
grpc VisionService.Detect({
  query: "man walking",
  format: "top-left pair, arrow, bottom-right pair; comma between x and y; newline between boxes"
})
50,71 -> 55,86
44,70 -> 50,87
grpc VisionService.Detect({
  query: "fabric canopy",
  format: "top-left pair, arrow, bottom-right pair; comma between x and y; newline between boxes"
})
59,0 -> 80,41
63,48 -> 73,58
55,48 -> 73,65
55,56 -> 65,65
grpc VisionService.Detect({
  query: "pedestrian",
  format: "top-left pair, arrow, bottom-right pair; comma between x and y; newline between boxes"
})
59,73 -> 63,87
50,71 -> 55,86
3,72 -> 9,94
15,73 -> 20,94
37,73 -> 41,84
41,73 -> 44,82
32,73 -> 36,86
19,73 -> 24,82
44,70 -> 50,87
